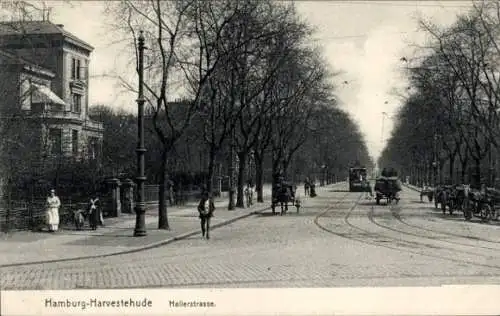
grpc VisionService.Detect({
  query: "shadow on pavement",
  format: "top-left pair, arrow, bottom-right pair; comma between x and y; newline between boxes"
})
255,212 -> 280,217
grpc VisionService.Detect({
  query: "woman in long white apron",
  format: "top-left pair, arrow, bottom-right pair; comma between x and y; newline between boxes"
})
46,189 -> 61,232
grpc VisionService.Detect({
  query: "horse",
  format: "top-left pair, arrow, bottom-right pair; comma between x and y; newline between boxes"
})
277,185 -> 293,215
198,195 -> 214,239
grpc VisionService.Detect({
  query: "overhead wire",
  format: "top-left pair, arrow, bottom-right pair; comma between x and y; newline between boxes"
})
310,30 -> 425,41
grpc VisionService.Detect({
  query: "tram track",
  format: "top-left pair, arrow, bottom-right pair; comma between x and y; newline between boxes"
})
367,205 -> 500,258
400,186 -> 500,244
314,194 -> 500,271
394,208 -> 500,245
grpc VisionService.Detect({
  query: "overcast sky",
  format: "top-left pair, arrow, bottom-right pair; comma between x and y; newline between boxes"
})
42,0 -> 474,161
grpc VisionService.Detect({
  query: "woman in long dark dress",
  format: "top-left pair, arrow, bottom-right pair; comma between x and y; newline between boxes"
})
310,182 -> 317,197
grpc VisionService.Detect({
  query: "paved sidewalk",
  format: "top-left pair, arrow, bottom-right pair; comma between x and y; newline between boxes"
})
0,183 -> 336,267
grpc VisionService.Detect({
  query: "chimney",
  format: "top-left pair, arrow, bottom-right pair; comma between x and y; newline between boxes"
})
56,24 -> 64,28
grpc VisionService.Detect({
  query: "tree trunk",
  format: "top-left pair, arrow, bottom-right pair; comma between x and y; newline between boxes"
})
475,158 -> 481,187
206,147 -> 216,196
254,153 -> 264,203
158,149 -> 169,230
448,152 -> 455,184
236,151 -> 246,208
461,157 -> 468,184
271,153 -> 281,188
458,146 -> 468,184
282,158 -> 290,179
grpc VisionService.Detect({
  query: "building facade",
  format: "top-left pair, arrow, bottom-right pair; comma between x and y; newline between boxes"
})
0,20 -> 103,163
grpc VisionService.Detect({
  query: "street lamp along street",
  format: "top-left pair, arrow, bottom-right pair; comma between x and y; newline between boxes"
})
134,30 -> 147,237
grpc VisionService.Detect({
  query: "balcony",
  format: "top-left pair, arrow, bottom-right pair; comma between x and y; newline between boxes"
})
27,106 -> 83,122
83,118 -> 104,133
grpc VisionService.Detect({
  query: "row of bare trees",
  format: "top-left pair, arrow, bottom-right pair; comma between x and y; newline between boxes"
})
379,0 -> 500,188
104,0 -> 372,229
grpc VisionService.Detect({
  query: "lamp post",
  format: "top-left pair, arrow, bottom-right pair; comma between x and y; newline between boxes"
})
134,31 -> 147,237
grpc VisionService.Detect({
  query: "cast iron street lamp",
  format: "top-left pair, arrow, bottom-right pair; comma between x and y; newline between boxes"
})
134,30 -> 147,237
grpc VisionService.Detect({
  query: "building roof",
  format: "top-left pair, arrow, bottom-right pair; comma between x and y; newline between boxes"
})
0,20 -> 94,51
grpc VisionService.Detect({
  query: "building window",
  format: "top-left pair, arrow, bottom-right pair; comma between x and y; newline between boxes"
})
72,130 -> 79,156
88,137 -> 99,160
71,58 -> 81,80
72,94 -> 82,113
49,128 -> 62,156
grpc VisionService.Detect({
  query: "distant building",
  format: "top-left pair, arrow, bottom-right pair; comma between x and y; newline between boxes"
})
0,20 -> 103,164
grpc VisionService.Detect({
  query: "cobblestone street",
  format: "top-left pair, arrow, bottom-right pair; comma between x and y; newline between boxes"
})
3,183 -> 500,290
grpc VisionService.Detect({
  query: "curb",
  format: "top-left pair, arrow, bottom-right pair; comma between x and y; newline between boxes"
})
0,206 -> 269,269
403,183 -> 421,192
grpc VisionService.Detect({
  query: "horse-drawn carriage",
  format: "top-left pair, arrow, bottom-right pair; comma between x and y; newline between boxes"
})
434,184 -> 500,221
271,182 -> 298,215
374,176 -> 401,205
463,187 -> 500,222
434,184 -> 469,215
420,186 -> 434,202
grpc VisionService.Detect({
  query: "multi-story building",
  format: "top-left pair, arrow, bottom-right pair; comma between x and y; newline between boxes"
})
0,20 -> 103,163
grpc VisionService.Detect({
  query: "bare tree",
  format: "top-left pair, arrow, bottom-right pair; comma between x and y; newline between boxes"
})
104,0 -> 222,229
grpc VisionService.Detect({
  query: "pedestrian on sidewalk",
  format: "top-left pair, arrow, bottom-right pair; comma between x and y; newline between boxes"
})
197,191 -> 215,240
46,189 -> 61,233
244,182 -> 254,207
88,194 -> 104,230
167,179 -> 174,206
304,177 -> 310,197
310,182 -> 317,198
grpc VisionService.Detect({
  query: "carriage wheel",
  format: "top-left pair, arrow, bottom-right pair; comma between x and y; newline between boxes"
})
481,204 -> 492,222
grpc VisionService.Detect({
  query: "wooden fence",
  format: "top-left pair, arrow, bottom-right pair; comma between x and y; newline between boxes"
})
0,197 -> 100,232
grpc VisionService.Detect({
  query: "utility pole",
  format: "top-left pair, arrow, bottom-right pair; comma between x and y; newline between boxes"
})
134,31 -> 147,237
